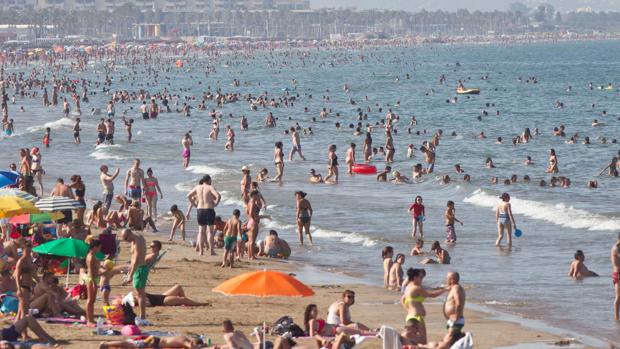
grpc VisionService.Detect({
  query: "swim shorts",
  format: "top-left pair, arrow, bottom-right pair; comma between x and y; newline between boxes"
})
100,284 -> 111,292
128,186 -> 142,199
224,236 -> 236,251
197,208 -> 215,226
133,265 -> 150,290
58,209 -> 73,224
446,224 -> 456,242
446,317 -> 465,331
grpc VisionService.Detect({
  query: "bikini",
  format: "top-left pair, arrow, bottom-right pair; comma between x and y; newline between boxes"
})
144,179 -> 157,198
403,295 -> 426,323
316,319 -> 338,336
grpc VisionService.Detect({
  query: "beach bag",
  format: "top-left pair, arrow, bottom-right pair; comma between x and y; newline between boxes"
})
0,293 -> 18,314
103,305 -> 125,325
272,316 -> 305,337
69,283 -> 87,300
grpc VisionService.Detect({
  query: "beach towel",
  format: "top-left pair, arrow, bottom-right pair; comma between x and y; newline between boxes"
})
45,317 -> 85,324
379,326 -> 402,349
450,332 -> 473,349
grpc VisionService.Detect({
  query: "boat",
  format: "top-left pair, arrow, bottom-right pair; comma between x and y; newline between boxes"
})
456,87 -> 480,95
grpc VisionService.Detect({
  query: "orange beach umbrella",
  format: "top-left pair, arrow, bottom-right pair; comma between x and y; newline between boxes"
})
212,269 -> 314,297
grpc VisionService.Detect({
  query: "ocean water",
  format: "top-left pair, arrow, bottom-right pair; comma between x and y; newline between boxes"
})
1,40 -> 620,345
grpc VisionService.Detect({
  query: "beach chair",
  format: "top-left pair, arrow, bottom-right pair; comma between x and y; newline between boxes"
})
145,249 -> 167,285
379,326 -> 401,349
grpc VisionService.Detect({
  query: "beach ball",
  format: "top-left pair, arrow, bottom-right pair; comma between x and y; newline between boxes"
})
514,229 -> 523,237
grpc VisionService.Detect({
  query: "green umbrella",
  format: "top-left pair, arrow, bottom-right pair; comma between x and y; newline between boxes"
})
33,238 -> 105,287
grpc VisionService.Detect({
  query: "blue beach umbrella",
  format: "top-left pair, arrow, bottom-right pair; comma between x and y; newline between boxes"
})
0,171 -> 19,188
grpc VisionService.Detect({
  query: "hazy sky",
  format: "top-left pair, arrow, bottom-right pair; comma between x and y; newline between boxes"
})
310,0 -> 620,12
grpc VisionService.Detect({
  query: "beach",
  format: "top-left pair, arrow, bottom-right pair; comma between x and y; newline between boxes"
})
36,230 -> 572,349
0,38 -> 619,347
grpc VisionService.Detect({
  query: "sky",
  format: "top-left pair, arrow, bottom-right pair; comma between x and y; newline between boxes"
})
309,0 -> 620,12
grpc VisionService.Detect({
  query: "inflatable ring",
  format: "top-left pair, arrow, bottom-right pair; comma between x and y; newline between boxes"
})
352,164 -> 377,174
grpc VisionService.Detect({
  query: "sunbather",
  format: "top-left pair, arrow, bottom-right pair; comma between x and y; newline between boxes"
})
0,315 -> 57,344
132,284 -> 210,307
99,335 -> 206,348
413,330 -> 465,349
221,320 -> 266,349
303,304 -> 375,339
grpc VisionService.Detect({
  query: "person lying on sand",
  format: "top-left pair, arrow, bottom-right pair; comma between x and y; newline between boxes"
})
222,320 -> 266,349
0,315 -> 57,345
128,284 -> 210,307
99,335 -> 206,349
413,329 -> 466,349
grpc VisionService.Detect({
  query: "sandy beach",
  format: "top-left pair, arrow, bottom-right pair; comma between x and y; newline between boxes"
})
19,227 -> 577,349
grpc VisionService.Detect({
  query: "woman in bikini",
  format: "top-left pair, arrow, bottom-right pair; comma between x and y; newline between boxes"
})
15,241 -> 36,324
30,147 -> 43,196
401,268 -> 449,344
546,148 -> 559,174
273,142 -> 284,182
144,168 -> 163,220
496,192 -> 517,247
303,304 -> 374,340
70,174 -> 86,223
295,191 -> 313,245
324,144 -> 339,184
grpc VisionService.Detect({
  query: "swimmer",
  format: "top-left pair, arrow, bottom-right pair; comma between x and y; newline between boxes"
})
568,250 -> 598,278
410,239 -> 425,256
309,169 -> 323,183
181,132 -> 193,168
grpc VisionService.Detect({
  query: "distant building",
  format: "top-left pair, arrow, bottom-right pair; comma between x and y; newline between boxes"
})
31,0 -> 309,12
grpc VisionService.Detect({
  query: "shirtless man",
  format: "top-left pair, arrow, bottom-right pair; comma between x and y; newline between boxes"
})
443,272 -> 466,334
612,233 -> 620,320
222,320 -> 263,349
96,118 -> 106,145
186,175 -> 221,256
222,209 -> 241,268
125,159 -> 145,201
85,240 -> 102,324
121,229 -> 150,325
105,119 -> 115,145
100,165 -> 120,211
568,250 -> 598,278
289,127 -> 306,161
50,178 -> 75,226
225,125 -> 235,151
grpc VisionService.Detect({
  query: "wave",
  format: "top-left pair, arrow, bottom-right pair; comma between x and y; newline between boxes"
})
174,180 -> 196,193
185,165 -> 229,176
312,228 -> 377,247
463,188 -> 620,231
219,190 -> 245,207
26,118 -> 74,132
88,144 -> 128,161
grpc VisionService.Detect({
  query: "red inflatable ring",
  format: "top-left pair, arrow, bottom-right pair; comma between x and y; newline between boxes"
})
352,164 -> 377,174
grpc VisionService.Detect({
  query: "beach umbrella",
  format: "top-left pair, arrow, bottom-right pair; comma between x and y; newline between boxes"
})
35,196 -> 84,211
0,171 -> 19,188
10,211 -> 64,224
0,188 -> 37,203
213,269 -> 314,349
33,237 -> 104,287
0,196 -> 40,219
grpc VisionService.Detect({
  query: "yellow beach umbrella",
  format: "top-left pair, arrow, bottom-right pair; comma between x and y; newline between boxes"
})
0,196 -> 40,219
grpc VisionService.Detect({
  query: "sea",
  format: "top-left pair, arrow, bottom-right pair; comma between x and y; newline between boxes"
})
1,40 -> 619,346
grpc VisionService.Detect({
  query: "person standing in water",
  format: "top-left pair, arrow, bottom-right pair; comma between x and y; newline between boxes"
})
289,127 -> 306,161
546,149 -> 559,174
346,143 -> 356,174
409,196 -> 425,239
181,132 -> 193,168
324,144 -> 339,184
496,193 -> 517,247
273,142 -> 284,183
612,233 -> 620,320
363,132 -> 373,163
295,191 -> 313,245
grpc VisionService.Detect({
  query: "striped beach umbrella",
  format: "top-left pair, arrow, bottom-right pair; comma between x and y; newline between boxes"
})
35,196 -> 84,211
0,188 -> 38,203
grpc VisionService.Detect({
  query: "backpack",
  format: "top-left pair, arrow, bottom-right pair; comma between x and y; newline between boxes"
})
271,316 -> 305,338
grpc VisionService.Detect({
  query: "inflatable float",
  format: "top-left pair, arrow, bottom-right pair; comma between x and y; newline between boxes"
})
352,164 -> 377,174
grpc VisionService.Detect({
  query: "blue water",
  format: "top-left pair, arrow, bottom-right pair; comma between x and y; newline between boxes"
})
1,40 -> 620,345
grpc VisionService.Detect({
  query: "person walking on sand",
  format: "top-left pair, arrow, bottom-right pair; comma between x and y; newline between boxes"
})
295,191 -> 313,245
289,127 -> 306,161
186,175 -> 221,256
125,159 -> 145,201
181,132 -> 193,168
85,239 -> 101,325
121,229 -> 151,326
496,193 -> 517,247
612,233 -> 620,320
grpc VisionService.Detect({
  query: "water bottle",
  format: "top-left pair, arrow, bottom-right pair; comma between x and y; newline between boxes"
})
96,317 -> 104,335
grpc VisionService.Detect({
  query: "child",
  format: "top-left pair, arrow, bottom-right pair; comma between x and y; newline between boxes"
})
445,200 -> 463,243
257,168 -> 269,182
410,239 -> 425,256
389,254 -> 405,290
99,258 -> 124,306
237,224 -> 248,261
408,195 -> 425,239
407,144 -> 415,158
168,204 -> 186,242
43,127 -> 51,148
222,209 -> 242,268
382,246 -> 394,289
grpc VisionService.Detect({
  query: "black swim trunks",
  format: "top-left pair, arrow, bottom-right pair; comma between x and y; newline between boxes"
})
146,293 -> 166,307
197,208 -> 215,226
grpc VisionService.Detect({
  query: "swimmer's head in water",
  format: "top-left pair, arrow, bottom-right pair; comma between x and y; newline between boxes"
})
500,192 -> 510,201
